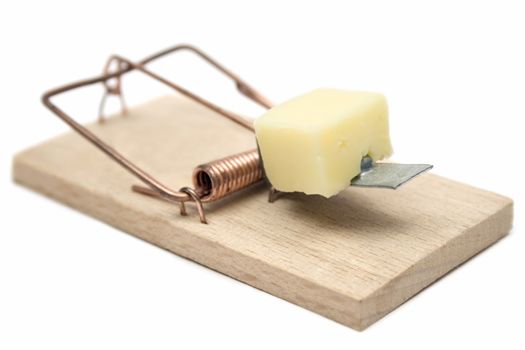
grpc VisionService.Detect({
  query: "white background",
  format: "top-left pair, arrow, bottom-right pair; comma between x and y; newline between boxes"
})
1,1 -> 524,349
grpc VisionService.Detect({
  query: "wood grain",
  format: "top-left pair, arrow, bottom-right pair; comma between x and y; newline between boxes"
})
13,95 -> 513,330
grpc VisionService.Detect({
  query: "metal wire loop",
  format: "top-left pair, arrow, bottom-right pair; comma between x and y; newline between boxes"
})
42,44 -> 273,222
179,187 -> 207,224
99,58 -> 128,122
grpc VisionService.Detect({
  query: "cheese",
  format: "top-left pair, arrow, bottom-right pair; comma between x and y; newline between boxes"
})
254,88 -> 393,197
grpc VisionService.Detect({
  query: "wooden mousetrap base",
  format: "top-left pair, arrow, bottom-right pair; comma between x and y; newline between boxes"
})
13,95 -> 513,330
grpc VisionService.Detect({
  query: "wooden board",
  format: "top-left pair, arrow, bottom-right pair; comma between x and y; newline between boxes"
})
13,95 -> 513,330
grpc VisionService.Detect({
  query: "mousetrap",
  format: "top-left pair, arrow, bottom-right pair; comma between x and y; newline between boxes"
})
13,44 -> 513,330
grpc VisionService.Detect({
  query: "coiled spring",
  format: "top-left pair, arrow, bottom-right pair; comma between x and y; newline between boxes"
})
193,149 -> 263,203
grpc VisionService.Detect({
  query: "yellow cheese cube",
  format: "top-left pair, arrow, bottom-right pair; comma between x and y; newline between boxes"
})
254,88 -> 393,197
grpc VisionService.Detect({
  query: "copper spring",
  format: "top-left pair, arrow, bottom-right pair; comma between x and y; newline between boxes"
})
192,149 -> 263,203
